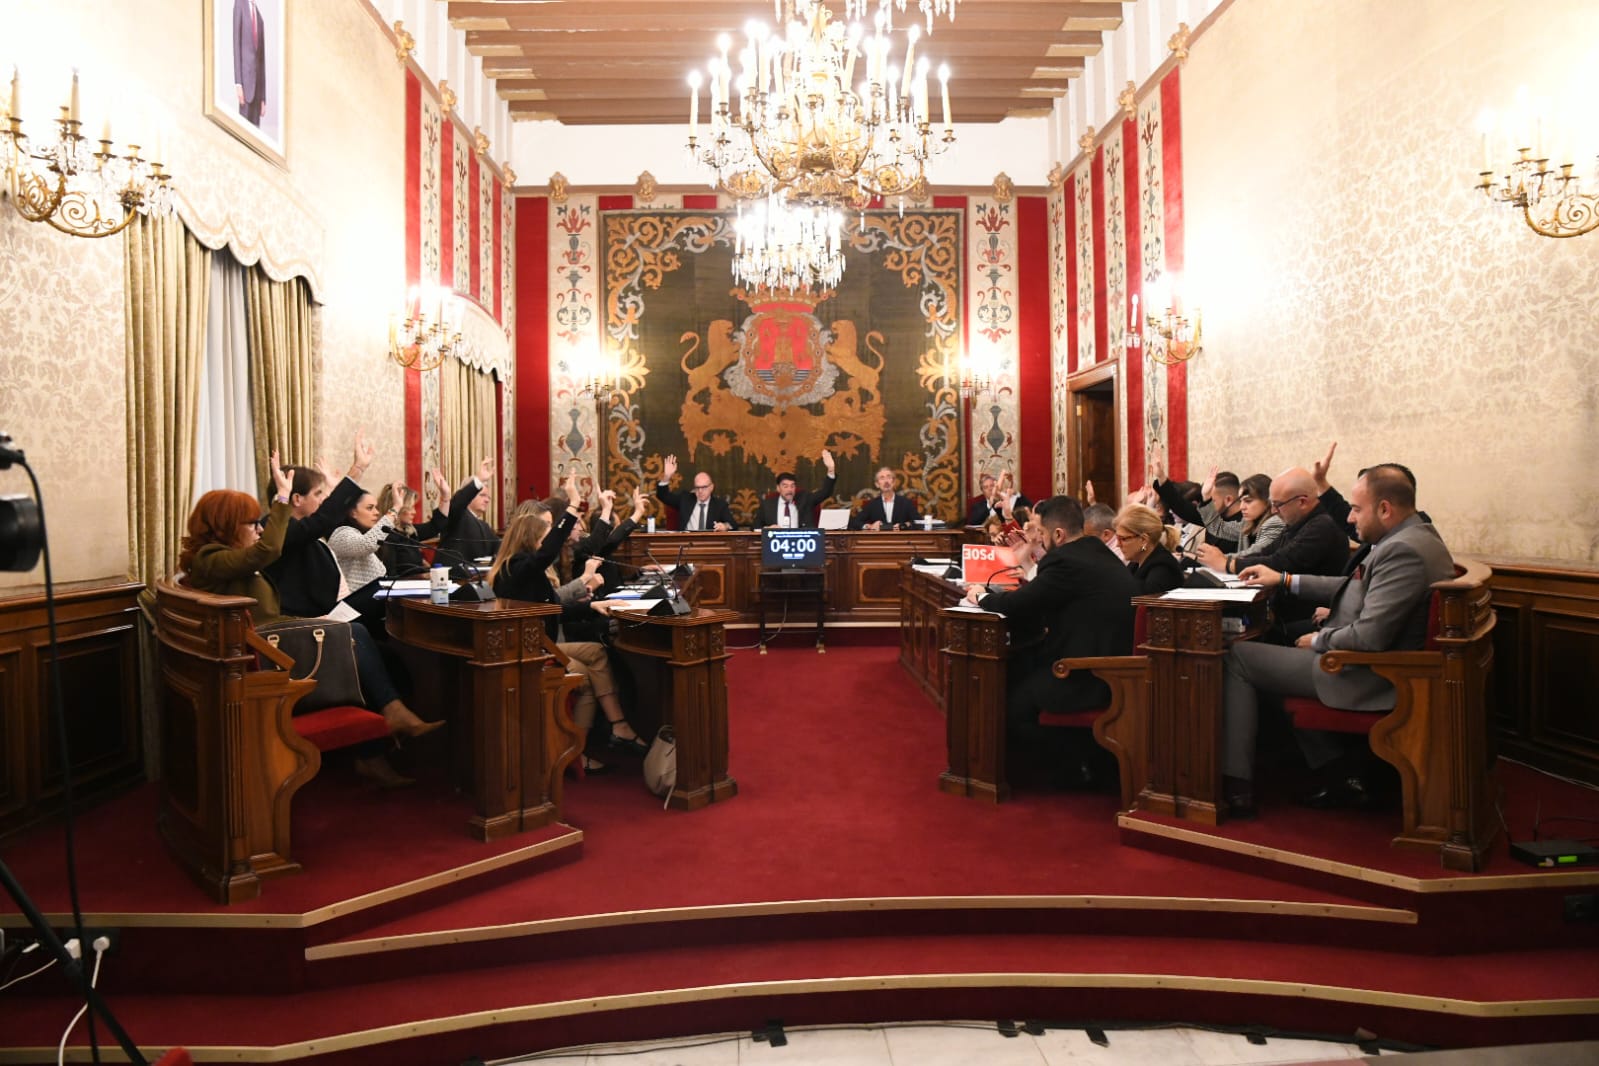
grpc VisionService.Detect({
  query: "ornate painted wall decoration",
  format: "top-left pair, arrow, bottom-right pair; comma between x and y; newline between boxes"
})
420,98 -> 441,284
479,166 -> 495,305
1139,89 -> 1169,482
1073,165 -> 1096,370
1047,183 -> 1071,494
549,196 -> 602,477
967,198 -> 1020,486
452,133 -> 472,294
598,208 -> 965,523
1103,133 -> 1128,363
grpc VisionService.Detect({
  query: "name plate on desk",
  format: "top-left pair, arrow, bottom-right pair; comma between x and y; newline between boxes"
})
962,544 -> 1020,587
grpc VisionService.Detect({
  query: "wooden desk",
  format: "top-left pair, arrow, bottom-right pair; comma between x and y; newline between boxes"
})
388,597 -> 582,840
614,530 -> 966,625
938,605 -> 1013,802
1135,591 -> 1268,824
900,564 -> 960,709
610,607 -> 739,811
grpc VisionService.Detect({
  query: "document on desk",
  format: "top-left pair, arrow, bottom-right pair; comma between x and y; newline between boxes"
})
1199,565 -> 1247,587
1161,588 -> 1263,603
607,599 -> 663,612
373,580 -> 434,599
912,564 -> 957,577
946,603 -> 999,614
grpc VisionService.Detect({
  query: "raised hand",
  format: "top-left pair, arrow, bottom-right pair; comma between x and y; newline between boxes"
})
662,454 -> 678,480
595,488 -> 616,520
430,468 -> 449,494
269,450 -> 291,500
1238,564 -> 1283,589
1083,479 -> 1096,504
350,428 -> 375,480
387,479 -> 405,515
821,448 -> 835,473
1201,465 -> 1218,501
561,469 -> 580,505
630,493 -> 649,521
1150,454 -> 1165,484
1312,441 -> 1338,493
476,456 -> 495,485
315,454 -> 341,486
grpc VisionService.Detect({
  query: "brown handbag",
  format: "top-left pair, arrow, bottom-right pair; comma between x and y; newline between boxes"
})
256,619 -> 366,712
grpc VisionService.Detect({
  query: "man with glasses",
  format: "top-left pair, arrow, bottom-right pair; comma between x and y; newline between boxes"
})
656,454 -> 737,532
1225,467 -> 1349,581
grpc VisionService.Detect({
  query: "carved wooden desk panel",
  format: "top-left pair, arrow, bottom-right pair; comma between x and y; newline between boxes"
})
388,597 -> 581,840
611,607 -> 739,811
938,607 -> 1012,802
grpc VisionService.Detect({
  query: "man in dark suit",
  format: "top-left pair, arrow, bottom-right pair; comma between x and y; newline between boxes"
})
437,457 -> 500,563
655,454 -> 736,532
1226,466 -> 1350,579
965,471 -> 1031,527
232,0 -> 267,126
758,449 -> 836,528
849,466 -> 923,530
1221,465 -> 1456,816
966,496 -> 1137,785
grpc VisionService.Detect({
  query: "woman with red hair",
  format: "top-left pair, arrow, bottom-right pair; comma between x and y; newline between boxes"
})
179,453 -> 421,787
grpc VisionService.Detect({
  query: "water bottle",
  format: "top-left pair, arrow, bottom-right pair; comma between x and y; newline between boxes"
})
646,516 -> 656,534
429,563 -> 450,605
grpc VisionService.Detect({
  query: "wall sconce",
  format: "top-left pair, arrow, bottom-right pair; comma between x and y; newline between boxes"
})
389,285 -> 465,372
952,345 -> 995,399
1475,93 -> 1598,239
2,66 -> 176,238
576,345 -> 621,405
1137,272 -> 1202,366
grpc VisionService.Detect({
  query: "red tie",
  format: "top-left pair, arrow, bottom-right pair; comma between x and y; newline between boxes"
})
783,502 -> 792,525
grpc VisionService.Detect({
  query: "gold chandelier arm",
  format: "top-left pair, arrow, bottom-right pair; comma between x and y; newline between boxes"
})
1523,191 -> 1599,238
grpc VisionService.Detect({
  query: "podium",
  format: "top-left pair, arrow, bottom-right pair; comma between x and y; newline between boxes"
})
388,597 -> 583,840
612,607 -> 739,811
938,607 -> 1012,802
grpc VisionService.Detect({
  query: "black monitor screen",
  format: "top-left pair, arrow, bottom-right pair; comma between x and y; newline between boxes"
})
762,528 -> 825,569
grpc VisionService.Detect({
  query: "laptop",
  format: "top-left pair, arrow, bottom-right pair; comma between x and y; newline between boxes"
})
818,508 -> 851,530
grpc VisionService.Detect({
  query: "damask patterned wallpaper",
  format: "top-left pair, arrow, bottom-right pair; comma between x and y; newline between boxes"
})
1183,0 -> 1599,564
1,0 -> 411,586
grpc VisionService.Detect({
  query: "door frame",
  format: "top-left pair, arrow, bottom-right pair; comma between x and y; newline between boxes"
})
1066,361 -> 1119,510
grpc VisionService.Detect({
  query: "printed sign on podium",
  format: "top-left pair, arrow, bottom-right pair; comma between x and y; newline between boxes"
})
961,544 -> 1021,587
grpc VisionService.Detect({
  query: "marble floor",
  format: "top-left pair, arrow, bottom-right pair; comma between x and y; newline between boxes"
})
504,1022 -> 1387,1065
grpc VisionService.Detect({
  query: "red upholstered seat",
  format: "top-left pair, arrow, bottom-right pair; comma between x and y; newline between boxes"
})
1039,605 -> 1149,728
1283,589 -> 1445,735
290,705 -> 390,752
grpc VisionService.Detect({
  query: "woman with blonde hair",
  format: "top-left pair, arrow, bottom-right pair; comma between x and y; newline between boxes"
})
488,473 -> 645,772
1113,502 -> 1185,596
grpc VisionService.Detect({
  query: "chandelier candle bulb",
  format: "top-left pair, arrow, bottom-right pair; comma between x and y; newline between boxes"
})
69,69 -> 79,122
939,65 -> 950,131
10,66 -> 19,123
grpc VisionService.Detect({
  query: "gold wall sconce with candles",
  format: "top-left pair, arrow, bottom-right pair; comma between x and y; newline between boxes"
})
1,65 -> 176,238
1130,273 -> 1202,366
1475,90 -> 1598,239
389,285 -> 468,372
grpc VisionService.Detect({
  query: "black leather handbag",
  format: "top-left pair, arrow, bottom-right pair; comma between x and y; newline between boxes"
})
256,619 -> 366,712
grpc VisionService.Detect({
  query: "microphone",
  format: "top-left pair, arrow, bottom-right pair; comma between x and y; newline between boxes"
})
983,564 -> 1027,594
642,545 -> 693,616
417,541 -> 497,602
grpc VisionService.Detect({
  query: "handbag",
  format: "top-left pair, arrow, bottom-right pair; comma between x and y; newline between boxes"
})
256,618 -> 366,713
642,725 -> 677,806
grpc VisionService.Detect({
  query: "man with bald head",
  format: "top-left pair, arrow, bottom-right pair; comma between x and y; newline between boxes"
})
1219,466 -> 1349,580
1218,465 -> 1455,816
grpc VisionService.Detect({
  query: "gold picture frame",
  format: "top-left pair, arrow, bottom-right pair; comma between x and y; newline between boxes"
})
202,0 -> 288,168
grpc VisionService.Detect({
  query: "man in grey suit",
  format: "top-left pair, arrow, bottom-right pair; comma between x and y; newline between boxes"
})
1220,465 -> 1455,817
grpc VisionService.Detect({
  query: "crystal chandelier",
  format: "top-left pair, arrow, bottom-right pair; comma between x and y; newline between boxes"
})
389,285 -> 468,373
733,195 -> 845,294
845,0 -> 959,34
687,0 -> 955,209
2,68 -> 175,238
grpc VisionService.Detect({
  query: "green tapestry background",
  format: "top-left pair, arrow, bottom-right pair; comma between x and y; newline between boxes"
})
600,209 -> 965,525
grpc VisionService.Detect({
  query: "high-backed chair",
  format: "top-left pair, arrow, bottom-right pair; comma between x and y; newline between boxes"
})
1280,558 -> 1498,871
152,578 -> 388,903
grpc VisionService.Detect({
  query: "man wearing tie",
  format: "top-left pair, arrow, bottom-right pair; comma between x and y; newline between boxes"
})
1220,465 -> 1455,817
232,0 -> 267,127
759,449 -> 836,529
655,454 -> 737,532
850,466 -> 924,530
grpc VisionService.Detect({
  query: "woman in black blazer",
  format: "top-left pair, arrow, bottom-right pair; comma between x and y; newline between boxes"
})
488,475 -> 645,768
1114,503 -> 1186,596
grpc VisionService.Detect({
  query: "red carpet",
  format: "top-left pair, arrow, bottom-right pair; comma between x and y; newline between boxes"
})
4,643 -> 1598,1064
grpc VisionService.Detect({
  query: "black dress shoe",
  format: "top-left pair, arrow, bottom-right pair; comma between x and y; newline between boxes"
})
605,728 -> 649,757
1222,775 -> 1257,819
1297,774 -> 1379,811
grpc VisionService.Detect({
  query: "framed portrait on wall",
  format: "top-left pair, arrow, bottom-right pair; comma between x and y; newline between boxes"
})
202,0 -> 287,167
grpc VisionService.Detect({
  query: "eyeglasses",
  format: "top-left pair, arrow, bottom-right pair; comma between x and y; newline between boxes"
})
248,517 -> 266,529
1114,530 -> 1145,542
692,483 -> 712,491
1267,494 -> 1307,511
